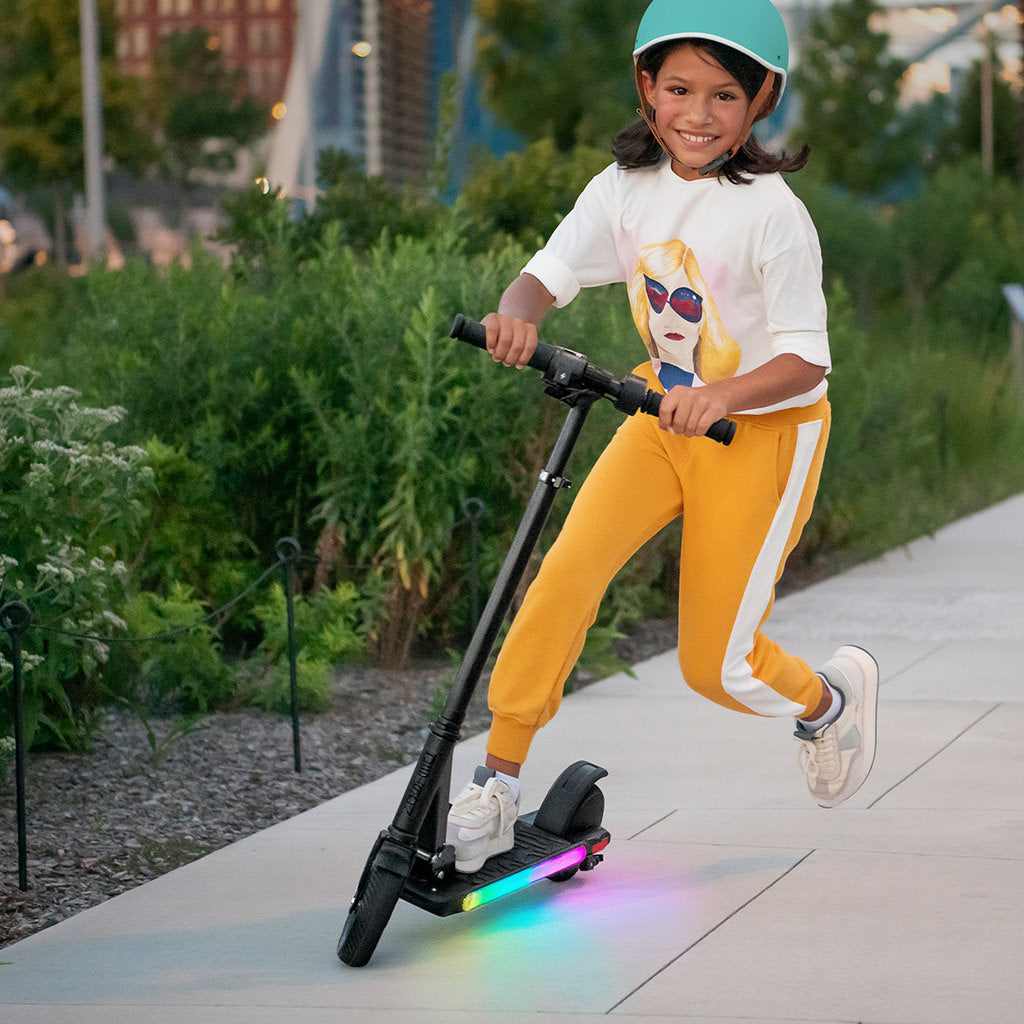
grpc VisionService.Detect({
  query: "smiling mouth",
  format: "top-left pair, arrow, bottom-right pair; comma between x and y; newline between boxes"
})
677,131 -> 717,146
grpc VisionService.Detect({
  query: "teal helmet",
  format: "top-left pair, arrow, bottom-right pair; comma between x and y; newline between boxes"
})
633,0 -> 789,100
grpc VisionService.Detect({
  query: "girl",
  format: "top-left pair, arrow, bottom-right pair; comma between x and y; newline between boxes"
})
447,0 -> 878,875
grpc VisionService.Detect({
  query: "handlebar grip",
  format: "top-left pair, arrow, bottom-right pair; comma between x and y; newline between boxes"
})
449,313 -> 488,350
450,314 -> 734,445
449,313 -> 554,372
706,418 -> 737,445
637,384 -> 736,446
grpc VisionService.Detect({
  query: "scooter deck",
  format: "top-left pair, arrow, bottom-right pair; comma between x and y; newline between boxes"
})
401,816 -> 611,917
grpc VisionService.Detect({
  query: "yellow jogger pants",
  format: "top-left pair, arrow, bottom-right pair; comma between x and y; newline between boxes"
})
486,369 -> 832,765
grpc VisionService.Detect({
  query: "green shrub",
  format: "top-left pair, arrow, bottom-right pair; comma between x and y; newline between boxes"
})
789,169 -> 899,326
804,279 -> 1024,569
461,139 -> 611,248
0,264 -> 85,367
298,222 -> 546,664
130,438 -> 251,601
887,160 -> 1024,350
19,248 -> 319,571
2,153 -> 1023,693
251,580 -> 366,712
0,366 -> 153,748
112,585 -> 234,714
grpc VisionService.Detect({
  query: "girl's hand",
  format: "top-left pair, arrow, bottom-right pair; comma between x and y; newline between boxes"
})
657,384 -> 729,438
656,355 -> 826,434
481,312 -> 538,369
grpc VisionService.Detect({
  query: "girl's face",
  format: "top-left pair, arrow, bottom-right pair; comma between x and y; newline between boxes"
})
641,43 -> 751,181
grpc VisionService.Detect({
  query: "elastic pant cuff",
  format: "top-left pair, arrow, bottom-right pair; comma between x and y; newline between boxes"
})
486,714 -> 539,766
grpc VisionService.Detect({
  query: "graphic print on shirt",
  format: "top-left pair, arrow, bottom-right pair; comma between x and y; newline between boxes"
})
628,240 -> 741,390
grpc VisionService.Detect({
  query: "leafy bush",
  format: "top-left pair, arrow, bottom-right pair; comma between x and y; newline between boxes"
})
217,148 -> 449,273
251,580 -> 366,712
2,152 -> 1023,704
297,223 -> 542,664
887,160 -> 1024,350
129,438 -> 254,611
461,138 -> 611,247
789,169 -> 900,326
802,280 -> 1024,569
112,585 -> 234,714
0,366 -> 153,748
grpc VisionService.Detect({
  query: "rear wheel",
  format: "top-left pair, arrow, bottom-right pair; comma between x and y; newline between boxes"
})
547,865 -> 580,883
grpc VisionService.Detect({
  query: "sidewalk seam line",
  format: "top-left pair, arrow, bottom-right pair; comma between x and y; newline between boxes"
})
867,702 -> 1002,808
603,848 -> 816,1015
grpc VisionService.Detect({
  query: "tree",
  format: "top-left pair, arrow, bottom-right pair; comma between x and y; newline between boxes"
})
144,27 -> 266,191
0,0 -> 150,265
936,56 -> 1020,180
461,138 -> 609,246
790,0 -> 922,195
474,0 -> 647,151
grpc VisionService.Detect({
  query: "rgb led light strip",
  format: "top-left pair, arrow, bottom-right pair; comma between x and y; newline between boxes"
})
461,845 -> 588,912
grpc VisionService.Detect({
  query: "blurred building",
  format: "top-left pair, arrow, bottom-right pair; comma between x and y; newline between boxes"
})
113,0 -> 510,198
264,0 -> 509,201
115,0 -> 298,106
116,2 -> 1013,201
780,1 -> 1023,105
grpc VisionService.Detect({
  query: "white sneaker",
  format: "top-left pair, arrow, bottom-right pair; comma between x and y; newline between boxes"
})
446,774 -> 518,873
796,645 -> 878,808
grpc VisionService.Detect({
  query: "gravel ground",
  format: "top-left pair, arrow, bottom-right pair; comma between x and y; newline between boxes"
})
0,619 -> 679,949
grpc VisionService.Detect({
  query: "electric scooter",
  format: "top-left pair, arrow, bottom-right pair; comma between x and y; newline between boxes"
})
337,314 -> 735,967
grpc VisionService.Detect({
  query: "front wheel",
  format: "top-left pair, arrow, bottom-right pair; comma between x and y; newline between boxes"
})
337,838 -> 412,967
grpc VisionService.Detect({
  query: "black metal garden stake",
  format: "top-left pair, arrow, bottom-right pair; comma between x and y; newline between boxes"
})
276,538 -> 303,773
2,600 -> 32,891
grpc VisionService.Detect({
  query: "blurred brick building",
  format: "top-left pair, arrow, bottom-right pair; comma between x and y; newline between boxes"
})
111,0 -> 486,193
115,0 -> 298,108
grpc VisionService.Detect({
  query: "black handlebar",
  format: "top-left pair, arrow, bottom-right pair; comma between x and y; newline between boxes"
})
450,314 -> 735,446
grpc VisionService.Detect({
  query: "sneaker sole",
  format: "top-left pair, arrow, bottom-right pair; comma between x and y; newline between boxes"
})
454,829 -> 515,874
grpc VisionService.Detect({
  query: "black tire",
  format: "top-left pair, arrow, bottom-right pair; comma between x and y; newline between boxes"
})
337,848 -> 408,967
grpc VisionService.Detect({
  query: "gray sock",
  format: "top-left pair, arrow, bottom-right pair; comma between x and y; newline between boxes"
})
797,677 -> 844,732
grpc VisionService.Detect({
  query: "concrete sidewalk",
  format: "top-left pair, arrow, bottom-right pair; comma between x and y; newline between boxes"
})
2,494 -> 1022,1024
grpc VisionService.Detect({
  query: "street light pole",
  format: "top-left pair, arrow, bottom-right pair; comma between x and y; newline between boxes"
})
1018,0 -> 1024,182
980,0 -> 994,179
80,0 -> 106,261
363,0 -> 382,177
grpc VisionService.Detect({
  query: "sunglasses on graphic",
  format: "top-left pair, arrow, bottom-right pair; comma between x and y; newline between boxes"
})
644,275 -> 703,322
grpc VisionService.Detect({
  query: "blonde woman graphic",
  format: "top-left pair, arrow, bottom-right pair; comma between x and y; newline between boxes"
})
629,239 -> 741,390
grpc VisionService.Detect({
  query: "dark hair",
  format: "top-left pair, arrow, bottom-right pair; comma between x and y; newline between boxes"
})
613,38 -> 809,183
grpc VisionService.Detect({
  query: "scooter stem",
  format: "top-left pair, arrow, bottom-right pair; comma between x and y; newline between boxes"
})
388,393 -> 601,845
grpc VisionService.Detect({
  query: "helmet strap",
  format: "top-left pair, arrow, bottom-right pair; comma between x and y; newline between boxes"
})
697,70 -> 777,175
634,65 -> 672,156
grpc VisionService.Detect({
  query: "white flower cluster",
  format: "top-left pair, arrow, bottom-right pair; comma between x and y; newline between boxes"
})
30,438 -> 81,458
1,362 -> 151,704
0,649 -> 44,679
76,404 -> 127,425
